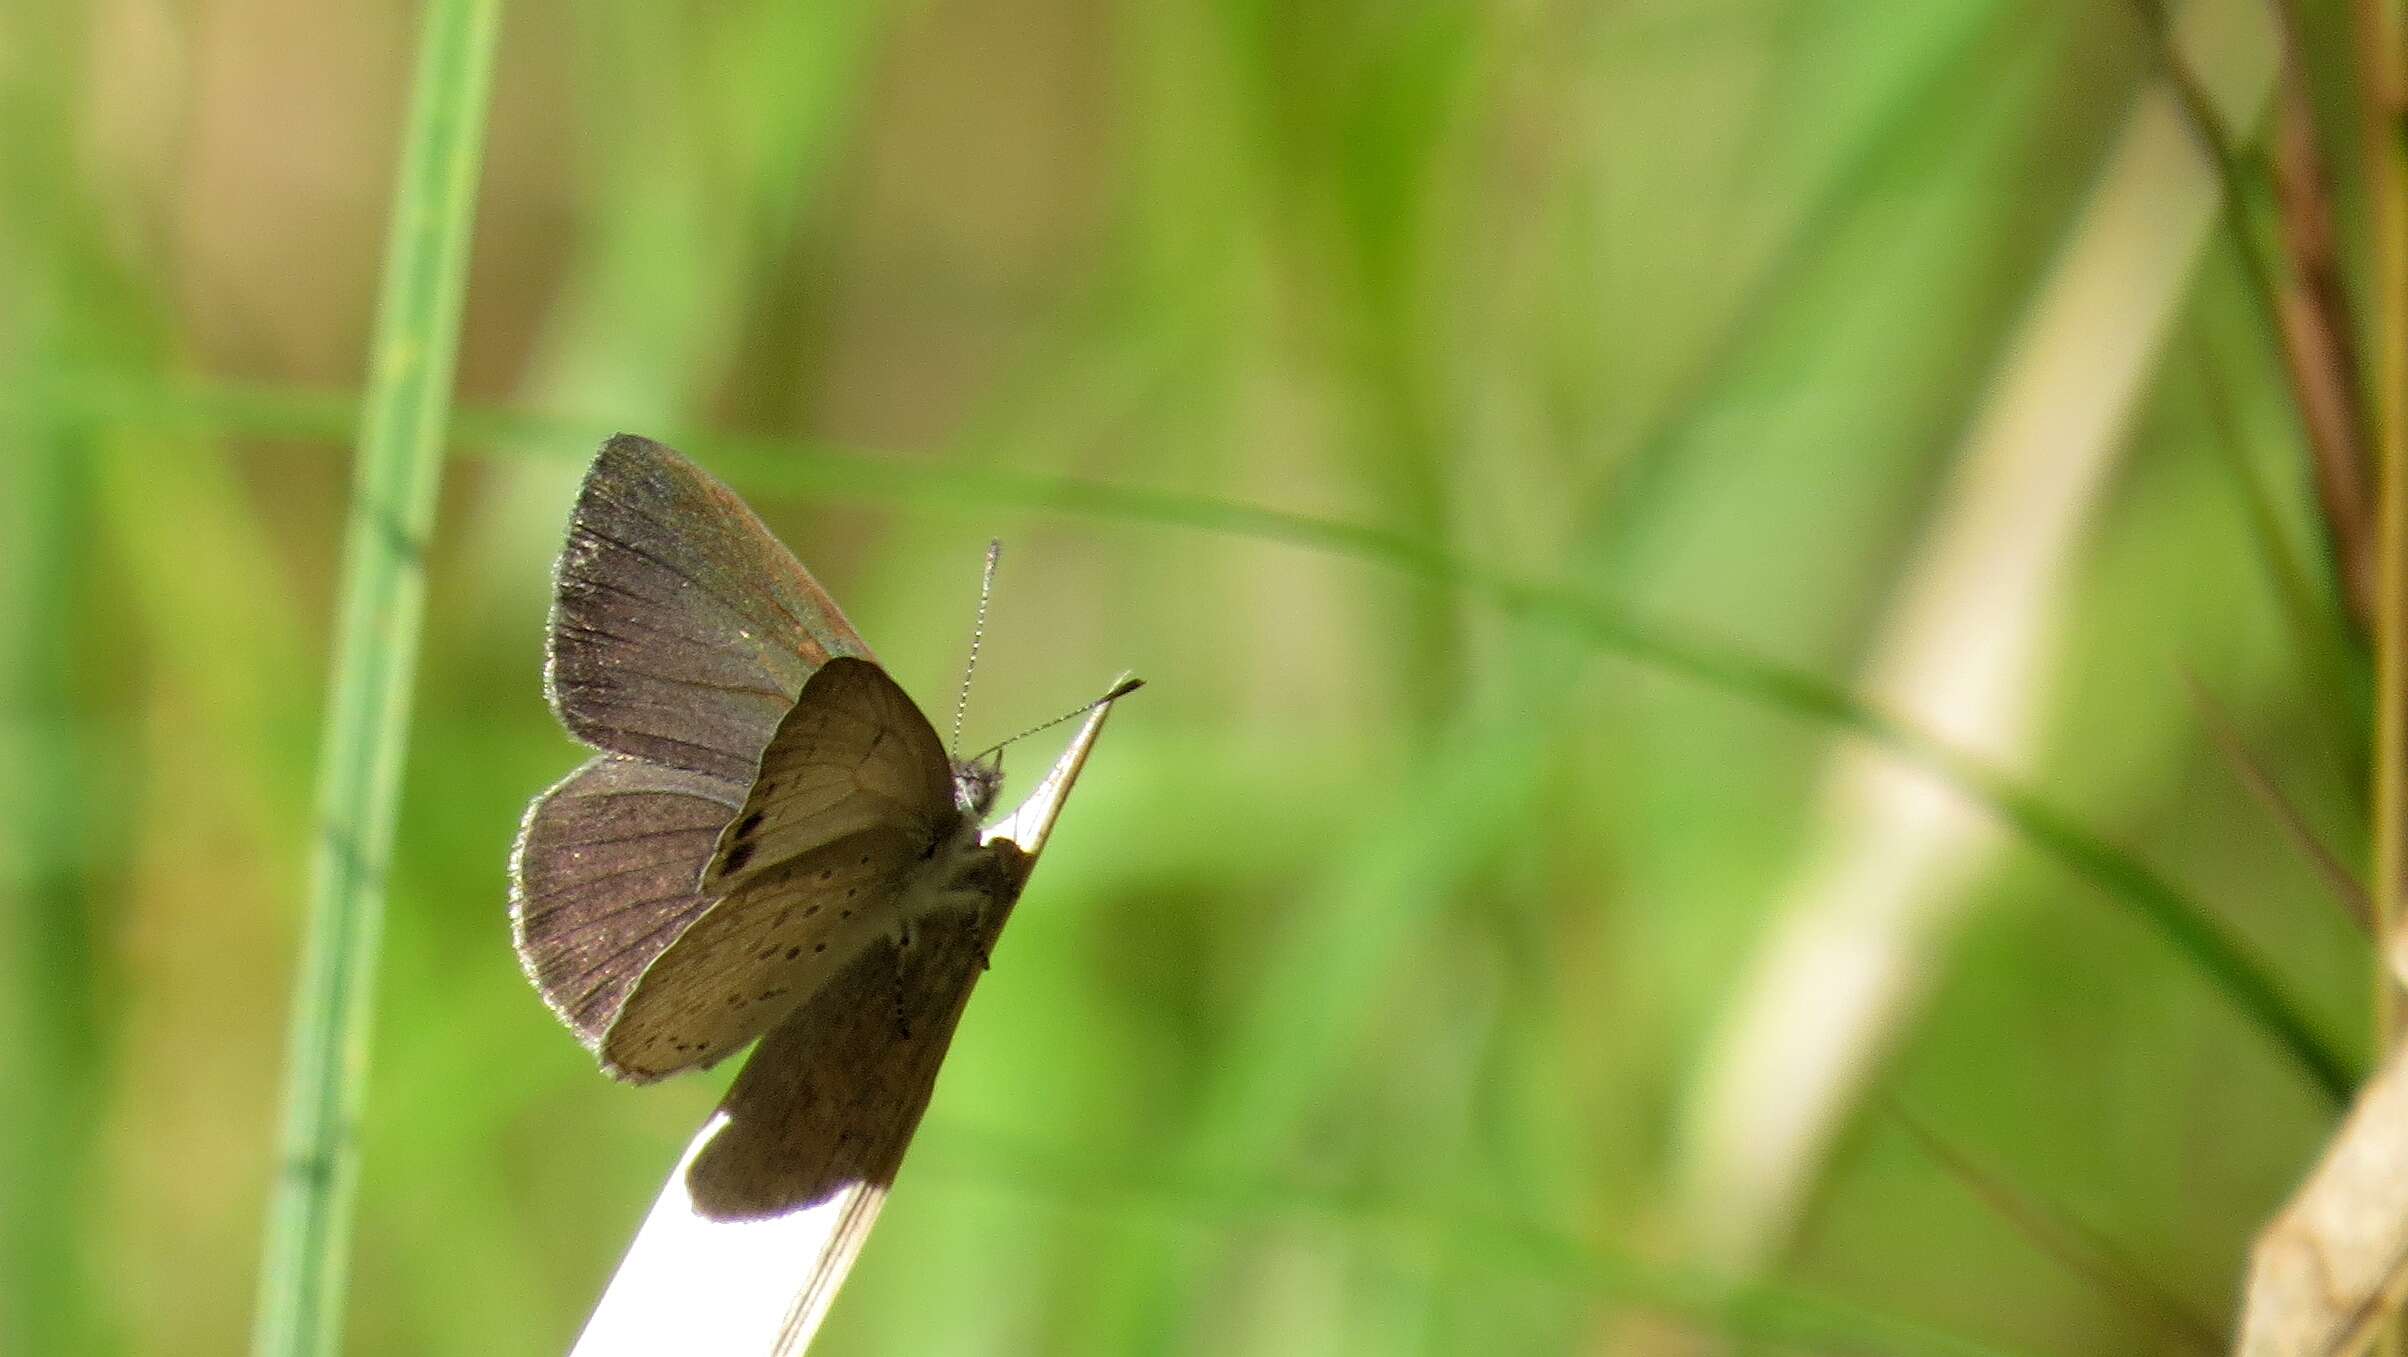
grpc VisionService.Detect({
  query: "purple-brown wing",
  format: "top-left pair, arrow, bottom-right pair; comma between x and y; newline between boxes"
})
546,434 -> 872,785
599,824 -> 930,1084
703,657 -> 957,891
509,754 -> 747,1046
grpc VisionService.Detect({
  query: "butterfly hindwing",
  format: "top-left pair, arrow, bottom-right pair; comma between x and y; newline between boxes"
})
508,754 -> 748,1045
548,435 -> 873,784
704,656 -> 959,891
599,824 -> 936,1083
684,843 -> 1030,1220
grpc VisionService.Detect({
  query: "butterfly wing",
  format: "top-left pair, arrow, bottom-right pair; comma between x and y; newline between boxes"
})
509,755 -> 746,1045
703,656 -> 958,889
671,679 -> 1128,1213
560,686 -> 1132,1356
599,657 -> 963,1084
547,434 -> 873,784
599,825 -> 937,1083
683,844 -> 1027,1218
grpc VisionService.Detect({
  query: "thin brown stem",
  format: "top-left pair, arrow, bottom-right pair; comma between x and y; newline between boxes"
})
2270,0 -> 2378,621
2184,671 -> 2373,934
2140,0 -> 2378,626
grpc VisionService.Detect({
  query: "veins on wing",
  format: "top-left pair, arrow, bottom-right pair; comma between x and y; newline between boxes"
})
600,499 -> 822,642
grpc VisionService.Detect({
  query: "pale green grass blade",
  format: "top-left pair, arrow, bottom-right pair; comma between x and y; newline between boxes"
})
249,2 -> 503,1354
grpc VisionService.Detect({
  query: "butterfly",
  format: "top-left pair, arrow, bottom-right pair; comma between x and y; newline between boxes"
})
508,434 -> 1130,1086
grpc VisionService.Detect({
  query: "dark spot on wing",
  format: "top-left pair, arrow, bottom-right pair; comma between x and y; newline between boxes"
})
723,841 -> 756,875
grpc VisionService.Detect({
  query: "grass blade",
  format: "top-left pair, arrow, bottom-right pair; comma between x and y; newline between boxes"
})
22,362 -> 2361,1104
248,2 -> 503,1353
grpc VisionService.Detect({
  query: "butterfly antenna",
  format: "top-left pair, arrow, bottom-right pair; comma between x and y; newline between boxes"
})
951,539 -> 1002,758
973,677 -> 1145,764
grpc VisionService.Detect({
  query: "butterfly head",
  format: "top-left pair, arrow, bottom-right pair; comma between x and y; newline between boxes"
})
953,754 -> 1004,820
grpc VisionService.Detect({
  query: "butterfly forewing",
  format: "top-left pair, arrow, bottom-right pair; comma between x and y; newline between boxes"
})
548,435 -> 873,785
602,657 -> 970,1083
509,755 -> 747,1045
703,656 -> 959,891
600,824 -> 934,1082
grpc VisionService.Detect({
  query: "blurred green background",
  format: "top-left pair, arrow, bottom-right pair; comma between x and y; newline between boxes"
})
0,0 -> 2380,1353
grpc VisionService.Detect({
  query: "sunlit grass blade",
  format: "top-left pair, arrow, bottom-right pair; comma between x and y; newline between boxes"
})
1679,0 -> 2283,1269
248,2 -> 503,1354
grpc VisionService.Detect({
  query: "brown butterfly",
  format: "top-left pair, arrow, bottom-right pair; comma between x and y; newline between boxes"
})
509,434 -> 1132,1085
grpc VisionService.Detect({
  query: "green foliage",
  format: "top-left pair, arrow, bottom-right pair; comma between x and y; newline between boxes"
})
1,1 -> 2362,1353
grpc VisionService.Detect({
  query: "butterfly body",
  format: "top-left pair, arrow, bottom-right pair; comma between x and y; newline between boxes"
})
510,436 -> 1026,1085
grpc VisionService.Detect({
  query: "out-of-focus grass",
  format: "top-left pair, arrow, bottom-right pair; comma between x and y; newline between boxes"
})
1,445 -> 113,1357
2,1 -> 2376,1354
3,7 -> 174,1357
25,362 -> 2355,1106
